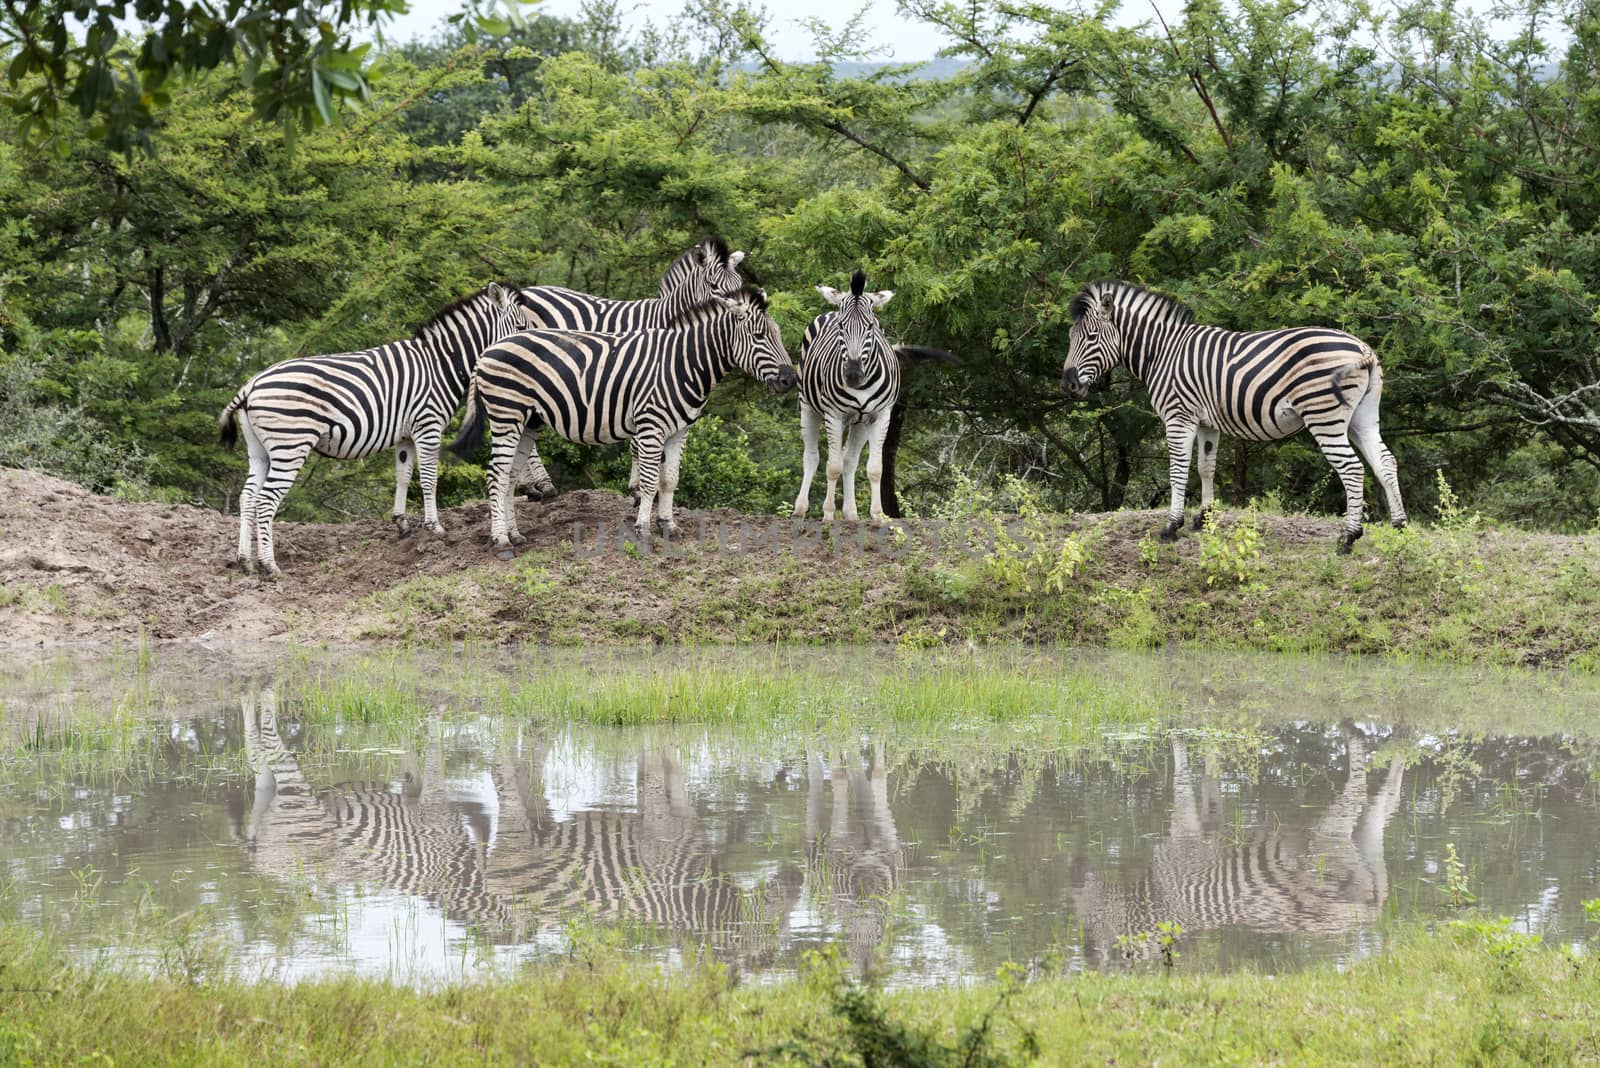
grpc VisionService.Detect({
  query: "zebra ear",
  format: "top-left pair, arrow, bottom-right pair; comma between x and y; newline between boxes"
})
867,290 -> 894,308
485,282 -> 508,304
729,250 -> 746,268
816,285 -> 847,306
1099,291 -> 1114,315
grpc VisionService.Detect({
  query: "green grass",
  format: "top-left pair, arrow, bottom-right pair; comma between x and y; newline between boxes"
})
352,507 -> 1600,670
0,920 -> 1596,1066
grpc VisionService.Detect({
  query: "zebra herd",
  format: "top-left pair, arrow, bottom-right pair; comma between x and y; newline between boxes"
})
219,238 -> 1410,575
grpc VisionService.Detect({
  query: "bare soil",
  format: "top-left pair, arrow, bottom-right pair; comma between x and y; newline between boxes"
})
2,466 -> 1595,668
0,466 -> 718,644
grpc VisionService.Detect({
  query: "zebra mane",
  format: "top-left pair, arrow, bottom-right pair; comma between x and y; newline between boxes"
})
413,281 -> 519,338
850,269 -> 866,297
661,284 -> 769,330
1069,281 -> 1194,326
669,236 -> 732,274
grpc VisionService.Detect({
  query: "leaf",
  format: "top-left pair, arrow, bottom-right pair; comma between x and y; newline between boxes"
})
311,66 -> 333,125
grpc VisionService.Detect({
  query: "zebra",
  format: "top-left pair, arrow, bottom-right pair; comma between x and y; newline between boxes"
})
791,270 -> 954,523
450,287 -> 797,554
1060,281 -> 1408,552
217,282 -> 530,577
511,237 -> 748,502
1073,728 -> 1407,967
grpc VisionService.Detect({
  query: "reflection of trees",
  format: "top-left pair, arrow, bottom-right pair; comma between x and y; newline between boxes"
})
238,691 -> 798,964
1072,727 -> 1406,965
804,741 -> 905,976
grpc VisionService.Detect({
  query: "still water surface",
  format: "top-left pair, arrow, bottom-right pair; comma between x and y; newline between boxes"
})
2,647 -> 1597,985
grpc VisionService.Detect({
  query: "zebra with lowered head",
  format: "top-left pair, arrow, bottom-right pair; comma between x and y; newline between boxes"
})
792,270 -> 952,523
1060,281 -> 1407,552
218,283 -> 530,577
512,237 -> 748,501
451,286 -> 797,553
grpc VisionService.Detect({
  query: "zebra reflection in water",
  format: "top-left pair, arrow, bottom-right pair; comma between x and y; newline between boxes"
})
805,741 -> 905,976
1073,727 -> 1406,966
235,691 -> 797,965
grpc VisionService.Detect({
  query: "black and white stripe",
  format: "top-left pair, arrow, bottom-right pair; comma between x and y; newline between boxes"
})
792,270 -> 901,523
511,238 -> 748,500
1074,731 -> 1406,967
1061,281 -> 1408,551
239,697 -> 796,959
451,287 -> 797,551
217,283 -> 529,576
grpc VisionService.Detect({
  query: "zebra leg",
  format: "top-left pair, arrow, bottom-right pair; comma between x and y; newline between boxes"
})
253,442 -> 313,578
1190,426 -> 1221,531
1160,421 -> 1198,541
486,418 -> 524,557
1308,420 -> 1368,553
416,425 -> 446,537
507,430 -> 536,545
792,402 -> 821,518
627,441 -> 642,507
236,413 -> 268,573
516,436 -> 558,503
656,427 -> 688,536
633,428 -> 666,538
840,423 -> 869,522
820,414 -> 847,523
392,438 -> 417,538
864,411 -> 893,524
1349,372 -> 1407,529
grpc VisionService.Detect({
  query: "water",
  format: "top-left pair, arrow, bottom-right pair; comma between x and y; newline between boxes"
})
2,647 -> 1597,985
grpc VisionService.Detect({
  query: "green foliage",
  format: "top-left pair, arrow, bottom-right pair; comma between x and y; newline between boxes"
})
1197,510 -> 1264,589
6,0 -> 1600,532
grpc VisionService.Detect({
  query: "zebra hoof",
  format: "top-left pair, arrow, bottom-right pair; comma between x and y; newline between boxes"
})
237,556 -> 255,575
1190,508 -> 1214,532
1393,518 -> 1409,531
656,519 -> 679,537
425,521 -> 445,537
1158,522 -> 1181,543
508,530 -> 526,546
494,547 -> 516,562
393,516 -> 413,539
1336,527 -> 1364,555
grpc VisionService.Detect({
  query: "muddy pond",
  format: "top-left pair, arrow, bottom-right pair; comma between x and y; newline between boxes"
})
2,646 -> 1597,986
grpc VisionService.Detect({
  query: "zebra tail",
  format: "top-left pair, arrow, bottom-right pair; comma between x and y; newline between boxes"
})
448,384 -> 487,461
217,390 -> 246,449
895,345 -> 958,366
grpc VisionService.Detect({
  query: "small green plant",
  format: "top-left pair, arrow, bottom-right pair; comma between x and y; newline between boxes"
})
1441,842 -> 1476,909
1197,509 -> 1263,588
1447,916 -> 1540,990
1434,469 -> 1481,533
1583,897 -> 1600,935
1136,535 -> 1162,570
978,477 -> 1091,598
1153,920 -> 1183,969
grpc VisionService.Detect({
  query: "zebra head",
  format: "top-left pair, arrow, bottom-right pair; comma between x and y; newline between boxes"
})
417,281 -> 532,363
711,286 -> 797,394
816,269 -> 894,388
1062,283 -> 1122,400
660,236 -> 748,303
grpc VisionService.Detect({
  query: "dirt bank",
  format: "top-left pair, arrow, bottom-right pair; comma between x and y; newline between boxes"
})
1,466 -> 1596,667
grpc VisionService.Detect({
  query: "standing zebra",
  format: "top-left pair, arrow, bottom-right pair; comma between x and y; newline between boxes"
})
218,283 -> 530,577
1060,281 -> 1407,552
791,270 -> 953,523
512,237 -> 748,501
451,287 -> 796,553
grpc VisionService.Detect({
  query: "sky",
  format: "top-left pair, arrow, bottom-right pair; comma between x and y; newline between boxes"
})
375,0 -> 1564,63
380,0 -> 1033,61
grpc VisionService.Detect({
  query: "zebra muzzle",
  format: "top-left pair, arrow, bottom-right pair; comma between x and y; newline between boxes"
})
769,366 -> 799,394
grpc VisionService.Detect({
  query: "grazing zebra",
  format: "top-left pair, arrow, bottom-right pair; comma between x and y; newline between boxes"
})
217,283 -> 530,577
450,287 -> 797,553
512,238 -> 748,501
237,694 -> 797,962
791,270 -> 954,523
1060,281 -> 1408,552
1073,729 -> 1406,967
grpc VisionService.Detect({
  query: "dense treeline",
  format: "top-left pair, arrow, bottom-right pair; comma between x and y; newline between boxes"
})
2,0 -> 1598,529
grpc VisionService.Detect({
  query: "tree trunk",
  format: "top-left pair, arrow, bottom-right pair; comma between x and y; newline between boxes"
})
881,399 -> 906,518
